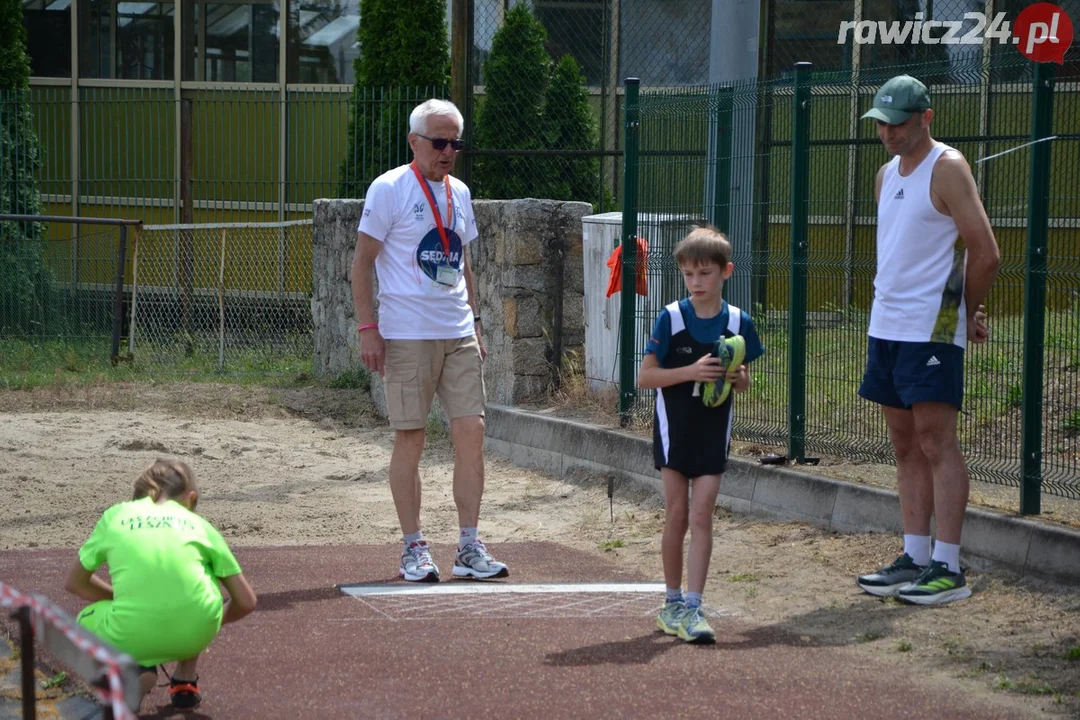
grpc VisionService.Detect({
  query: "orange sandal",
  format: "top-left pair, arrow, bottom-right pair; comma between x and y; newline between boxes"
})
168,676 -> 201,710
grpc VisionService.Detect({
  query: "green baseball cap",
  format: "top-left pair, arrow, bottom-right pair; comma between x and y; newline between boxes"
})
861,75 -> 931,124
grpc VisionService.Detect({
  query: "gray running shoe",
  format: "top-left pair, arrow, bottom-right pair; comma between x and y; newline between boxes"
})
400,541 -> 440,582
897,560 -> 972,606
453,541 -> 509,579
856,553 -> 925,597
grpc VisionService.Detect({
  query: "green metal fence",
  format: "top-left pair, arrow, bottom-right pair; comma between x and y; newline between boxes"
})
618,51 -> 1080,505
1,85 -> 448,228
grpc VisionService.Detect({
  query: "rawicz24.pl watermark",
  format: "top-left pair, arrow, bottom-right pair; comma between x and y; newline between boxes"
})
838,1 -> 1075,63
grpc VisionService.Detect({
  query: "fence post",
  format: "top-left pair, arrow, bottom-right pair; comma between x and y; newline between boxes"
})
712,86 -> 733,235
110,225 -> 129,366
15,605 -> 35,720
788,62 -> 812,464
619,78 -> 641,425
1020,62 -> 1054,516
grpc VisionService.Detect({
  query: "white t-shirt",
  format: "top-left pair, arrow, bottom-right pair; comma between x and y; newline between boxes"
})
358,164 -> 480,340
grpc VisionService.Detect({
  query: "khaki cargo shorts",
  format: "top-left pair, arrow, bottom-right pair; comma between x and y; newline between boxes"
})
383,335 -> 486,430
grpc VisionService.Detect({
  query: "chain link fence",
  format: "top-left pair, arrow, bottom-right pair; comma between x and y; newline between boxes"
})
129,220 -> 313,371
0,221 -> 122,344
617,49 -> 1080,501
0,217 -> 313,379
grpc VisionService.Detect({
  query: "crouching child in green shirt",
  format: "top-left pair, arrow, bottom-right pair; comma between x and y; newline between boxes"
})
65,459 -> 257,711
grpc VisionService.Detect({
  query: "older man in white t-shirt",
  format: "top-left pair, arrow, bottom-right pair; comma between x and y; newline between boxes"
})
351,98 -> 508,583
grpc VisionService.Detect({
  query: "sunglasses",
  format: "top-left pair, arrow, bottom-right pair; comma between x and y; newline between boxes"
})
417,133 -> 464,151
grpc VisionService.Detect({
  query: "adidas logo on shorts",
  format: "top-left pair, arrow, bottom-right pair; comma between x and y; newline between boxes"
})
894,189 -> 904,200
926,356 -> 941,367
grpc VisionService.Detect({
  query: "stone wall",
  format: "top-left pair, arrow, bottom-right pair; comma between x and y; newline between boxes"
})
312,198 -> 591,419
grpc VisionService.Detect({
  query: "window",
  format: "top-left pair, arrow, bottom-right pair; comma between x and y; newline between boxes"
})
534,0 -> 605,86
620,0 -> 711,86
23,0 -> 72,77
78,0 -> 175,80
183,0 -> 281,82
286,0 -> 359,84
767,0 -> 853,77
858,0 -> 984,83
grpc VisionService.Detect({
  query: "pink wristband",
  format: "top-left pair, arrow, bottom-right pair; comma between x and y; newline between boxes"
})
357,323 -> 378,332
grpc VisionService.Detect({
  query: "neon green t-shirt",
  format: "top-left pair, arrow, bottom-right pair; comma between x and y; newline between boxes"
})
77,497 -> 242,665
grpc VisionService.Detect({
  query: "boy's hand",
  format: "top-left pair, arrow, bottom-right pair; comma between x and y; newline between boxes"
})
688,354 -> 725,383
726,364 -> 751,392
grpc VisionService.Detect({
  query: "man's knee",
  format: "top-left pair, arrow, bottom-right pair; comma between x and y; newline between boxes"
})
915,427 -> 960,464
394,428 -> 427,456
884,409 -> 921,461
451,415 -> 485,446
891,427 -> 922,462
912,403 -> 961,463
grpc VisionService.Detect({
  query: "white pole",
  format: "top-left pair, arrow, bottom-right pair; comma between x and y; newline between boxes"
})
128,229 -> 139,356
218,228 -> 226,371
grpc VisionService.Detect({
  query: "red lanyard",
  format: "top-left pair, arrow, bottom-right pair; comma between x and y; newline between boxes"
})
410,161 -> 453,256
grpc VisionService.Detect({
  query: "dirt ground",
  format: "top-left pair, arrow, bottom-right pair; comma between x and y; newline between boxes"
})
1,382 -> 1078,717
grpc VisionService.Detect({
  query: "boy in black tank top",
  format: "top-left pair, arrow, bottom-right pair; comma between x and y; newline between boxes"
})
638,226 -> 765,643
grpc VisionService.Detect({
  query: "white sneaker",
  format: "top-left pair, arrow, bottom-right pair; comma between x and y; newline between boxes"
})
453,541 -> 509,579
400,541 -> 439,582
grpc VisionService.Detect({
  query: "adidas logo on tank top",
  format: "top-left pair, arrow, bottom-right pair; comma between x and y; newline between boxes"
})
870,143 -> 968,349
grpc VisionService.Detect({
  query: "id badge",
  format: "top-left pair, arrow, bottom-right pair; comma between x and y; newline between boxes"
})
435,265 -> 458,286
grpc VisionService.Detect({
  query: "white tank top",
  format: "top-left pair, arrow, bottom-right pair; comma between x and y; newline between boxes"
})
870,142 -> 968,348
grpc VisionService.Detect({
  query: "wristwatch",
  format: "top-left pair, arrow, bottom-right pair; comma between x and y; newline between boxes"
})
474,315 -> 482,325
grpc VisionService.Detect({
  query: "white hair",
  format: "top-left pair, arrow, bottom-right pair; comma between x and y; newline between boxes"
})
409,99 -> 464,136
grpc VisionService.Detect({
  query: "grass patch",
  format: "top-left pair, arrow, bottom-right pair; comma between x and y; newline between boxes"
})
598,539 -> 624,551
425,411 -> 448,439
1015,676 -> 1056,695
42,671 -> 67,690
1065,409 -> 1080,436
329,367 -> 370,391
729,573 -> 760,583
0,338 -> 316,390
958,661 -> 994,679
1064,646 -> 1080,661
896,640 -> 913,652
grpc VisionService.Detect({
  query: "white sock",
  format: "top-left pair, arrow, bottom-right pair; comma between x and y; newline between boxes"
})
459,527 -> 478,550
931,541 -> 962,573
903,534 -> 931,567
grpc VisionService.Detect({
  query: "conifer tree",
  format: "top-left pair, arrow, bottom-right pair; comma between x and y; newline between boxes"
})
472,3 -> 550,199
338,0 -> 451,197
542,53 -> 601,204
0,0 -> 49,334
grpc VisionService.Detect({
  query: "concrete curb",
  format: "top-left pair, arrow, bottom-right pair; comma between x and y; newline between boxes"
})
484,404 -> 1080,587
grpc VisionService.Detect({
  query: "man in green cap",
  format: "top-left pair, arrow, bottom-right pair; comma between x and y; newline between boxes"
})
854,74 -> 999,606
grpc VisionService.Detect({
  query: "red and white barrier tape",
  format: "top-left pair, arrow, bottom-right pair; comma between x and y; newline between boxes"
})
1,581 -> 137,720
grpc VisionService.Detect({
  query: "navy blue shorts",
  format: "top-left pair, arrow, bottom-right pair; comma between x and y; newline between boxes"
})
858,337 -> 965,410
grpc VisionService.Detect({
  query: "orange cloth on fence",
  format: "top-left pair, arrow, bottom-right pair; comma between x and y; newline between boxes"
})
605,237 -> 649,298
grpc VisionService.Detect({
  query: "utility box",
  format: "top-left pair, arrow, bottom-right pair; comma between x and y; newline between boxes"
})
581,212 -> 699,395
